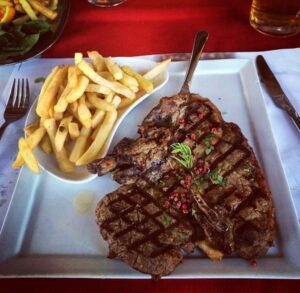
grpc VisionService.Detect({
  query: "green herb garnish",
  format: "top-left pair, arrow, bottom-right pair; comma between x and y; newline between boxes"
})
0,20 -> 51,61
162,214 -> 172,227
191,175 -> 209,192
203,134 -> 216,155
204,145 -> 214,155
171,143 -> 194,169
205,169 -> 225,185
34,76 -> 46,83
191,209 -> 198,217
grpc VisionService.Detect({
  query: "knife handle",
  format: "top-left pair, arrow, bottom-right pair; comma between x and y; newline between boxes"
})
290,110 -> 300,133
282,95 -> 300,132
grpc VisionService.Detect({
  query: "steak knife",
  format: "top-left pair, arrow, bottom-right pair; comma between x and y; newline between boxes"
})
256,55 -> 300,132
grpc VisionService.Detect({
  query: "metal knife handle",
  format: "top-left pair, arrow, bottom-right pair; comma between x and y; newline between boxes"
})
180,31 -> 209,95
289,109 -> 300,133
276,93 -> 300,133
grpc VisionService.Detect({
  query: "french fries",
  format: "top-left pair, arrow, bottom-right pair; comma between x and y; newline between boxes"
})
24,120 -> 39,136
36,66 -> 68,117
18,137 -> 39,174
120,72 -> 138,88
69,126 -> 91,163
44,118 -> 74,173
65,75 -> 89,103
78,95 -> 92,121
12,126 -> 46,169
67,66 -> 78,89
13,51 -> 170,175
40,135 -> 52,154
86,92 -> 114,111
78,60 -> 135,100
68,122 -> 80,140
143,59 -> 171,80
76,109 -> 118,166
85,83 -> 111,95
74,52 -> 83,65
54,116 -> 73,152
122,66 -> 153,93
28,0 -> 58,20
105,57 -> 123,80
19,0 -> 37,20
88,51 -> 106,72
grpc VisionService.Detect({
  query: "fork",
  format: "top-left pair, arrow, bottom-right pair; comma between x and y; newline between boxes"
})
0,79 -> 30,139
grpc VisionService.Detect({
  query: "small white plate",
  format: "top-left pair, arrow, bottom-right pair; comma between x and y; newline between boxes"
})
25,57 -> 169,183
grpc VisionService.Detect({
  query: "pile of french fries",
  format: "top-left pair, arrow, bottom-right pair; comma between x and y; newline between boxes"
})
12,51 -> 170,174
4,0 -> 59,25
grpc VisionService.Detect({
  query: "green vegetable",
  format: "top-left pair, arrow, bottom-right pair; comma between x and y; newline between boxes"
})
204,145 -> 214,155
205,169 -> 225,185
171,143 -> 194,169
162,214 -> 172,227
191,209 -> 198,217
34,76 -> 46,83
203,135 -> 215,155
0,20 -> 51,61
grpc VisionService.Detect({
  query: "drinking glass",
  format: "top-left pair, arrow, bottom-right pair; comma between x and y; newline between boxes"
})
249,0 -> 300,37
88,0 -> 127,7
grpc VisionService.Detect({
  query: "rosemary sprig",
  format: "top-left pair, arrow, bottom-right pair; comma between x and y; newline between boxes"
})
170,143 -> 194,169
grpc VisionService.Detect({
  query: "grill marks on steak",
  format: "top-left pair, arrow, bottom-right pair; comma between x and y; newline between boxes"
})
96,181 -> 196,277
91,93 -> 275,276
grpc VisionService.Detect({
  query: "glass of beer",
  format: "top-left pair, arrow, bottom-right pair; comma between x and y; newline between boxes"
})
88,0 -> 127,7
249,0 -> 300,37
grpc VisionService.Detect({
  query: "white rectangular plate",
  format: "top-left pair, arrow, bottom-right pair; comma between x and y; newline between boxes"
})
1,58 -> 300,278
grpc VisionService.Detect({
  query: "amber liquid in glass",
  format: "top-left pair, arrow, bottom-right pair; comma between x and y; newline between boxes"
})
88,0 -> 126,7
250,0 -> 300,37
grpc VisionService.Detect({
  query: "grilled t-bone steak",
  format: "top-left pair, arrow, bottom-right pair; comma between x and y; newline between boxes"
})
90,93 -> 275,276
96,180 -> 197,278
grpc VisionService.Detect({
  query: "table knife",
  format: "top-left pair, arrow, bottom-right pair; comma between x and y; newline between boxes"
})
256,55 -> 300,132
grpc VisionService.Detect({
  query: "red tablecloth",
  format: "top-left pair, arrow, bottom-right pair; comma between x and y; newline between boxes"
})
2,0 -> 300,291
44,0 -> 300,58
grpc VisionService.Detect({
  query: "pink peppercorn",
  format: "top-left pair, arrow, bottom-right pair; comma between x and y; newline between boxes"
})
204,166 -> 210,173
165,200 -> 171,207
197,159 -> 204,166
190,133 -> 196,141
211,127 -> 217,133
198,112 -> 205,120
211,138 -> 218,145
179,118 -> 185,124
176,201 -> 181,208
251,260 -> 257,268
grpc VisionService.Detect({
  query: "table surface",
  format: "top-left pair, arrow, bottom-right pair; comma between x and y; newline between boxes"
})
1,0 -> 300,291
44,0 -> 300,58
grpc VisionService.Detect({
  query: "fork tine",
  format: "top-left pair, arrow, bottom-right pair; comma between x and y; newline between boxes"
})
24,79 -> 30,109
20,79 -> 25,108
7,79 -> 16,108
14,79 -> 20,108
